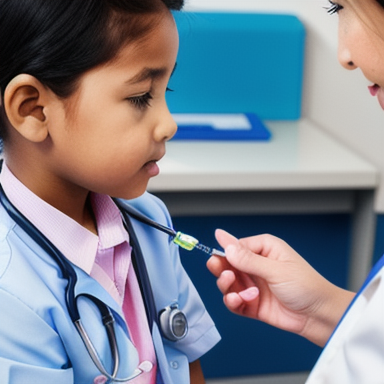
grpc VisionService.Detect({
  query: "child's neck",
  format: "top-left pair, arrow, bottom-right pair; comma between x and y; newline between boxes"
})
83,195 -> 98,235
44,188 -> 98,235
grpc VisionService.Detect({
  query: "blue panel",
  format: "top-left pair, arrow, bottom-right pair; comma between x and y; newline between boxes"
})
167,12 -> 306,120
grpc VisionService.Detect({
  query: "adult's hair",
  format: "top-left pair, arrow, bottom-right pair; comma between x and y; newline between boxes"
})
0,0 -> 184,143
378,0 -> 384,8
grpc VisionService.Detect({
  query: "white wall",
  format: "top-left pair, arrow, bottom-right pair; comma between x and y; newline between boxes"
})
183,0 -> 384,212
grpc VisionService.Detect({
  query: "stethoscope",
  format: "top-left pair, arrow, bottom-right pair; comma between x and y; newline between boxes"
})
0,179 -> 224,382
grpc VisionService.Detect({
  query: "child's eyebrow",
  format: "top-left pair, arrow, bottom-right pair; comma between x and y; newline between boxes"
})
127,63 -> 177,85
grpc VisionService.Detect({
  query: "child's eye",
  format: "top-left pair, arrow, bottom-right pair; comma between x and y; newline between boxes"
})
325,0 -> 343,15
128,92 -> 153,109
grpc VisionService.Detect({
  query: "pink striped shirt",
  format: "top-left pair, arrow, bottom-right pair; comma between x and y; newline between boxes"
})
0,162 -> 156,383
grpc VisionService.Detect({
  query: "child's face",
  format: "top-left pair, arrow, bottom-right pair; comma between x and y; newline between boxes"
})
48,12 -> 179,199
336,0 -> 384,109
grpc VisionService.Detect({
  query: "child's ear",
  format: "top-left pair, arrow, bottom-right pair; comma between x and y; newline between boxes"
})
3,74 -> 51,143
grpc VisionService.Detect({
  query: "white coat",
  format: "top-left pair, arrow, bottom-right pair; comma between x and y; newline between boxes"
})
306,255 -> 384,383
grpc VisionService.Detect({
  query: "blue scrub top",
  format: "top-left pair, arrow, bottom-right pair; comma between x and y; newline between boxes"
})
0,192 -> 221,384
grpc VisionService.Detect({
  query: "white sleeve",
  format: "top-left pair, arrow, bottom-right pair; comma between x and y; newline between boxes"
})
306,264 -> 384,384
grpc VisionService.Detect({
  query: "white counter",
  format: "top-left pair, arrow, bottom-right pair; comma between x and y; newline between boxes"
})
149,119 -> 377,192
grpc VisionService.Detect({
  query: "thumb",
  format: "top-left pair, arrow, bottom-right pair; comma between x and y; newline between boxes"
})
225,242 -> 277,282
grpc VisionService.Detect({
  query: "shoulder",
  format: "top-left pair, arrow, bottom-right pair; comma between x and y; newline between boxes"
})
0,204 -> 66,314
0,204 -> 16,278
0,202 -> 16,239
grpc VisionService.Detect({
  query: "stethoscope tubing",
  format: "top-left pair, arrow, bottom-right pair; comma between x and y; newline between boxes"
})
113,198 -> 177,237
113,198 -> 160,330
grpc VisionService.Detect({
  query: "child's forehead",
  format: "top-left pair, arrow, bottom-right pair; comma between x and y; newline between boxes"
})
77,14 -> 178,84
107,11 -> 176,58
111,14 -> 177,62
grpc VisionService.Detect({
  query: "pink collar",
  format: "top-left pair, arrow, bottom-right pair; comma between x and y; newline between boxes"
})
0,162 -> 129,274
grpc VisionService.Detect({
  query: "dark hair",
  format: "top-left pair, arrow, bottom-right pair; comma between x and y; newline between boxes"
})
378,0 -> 384,8
0,0 -> 184,145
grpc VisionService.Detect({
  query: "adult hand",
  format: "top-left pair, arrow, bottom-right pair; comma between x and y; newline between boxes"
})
207,229 -> 355,346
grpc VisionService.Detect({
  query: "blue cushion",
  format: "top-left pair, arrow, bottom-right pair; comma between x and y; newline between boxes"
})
167,12 -> 305,120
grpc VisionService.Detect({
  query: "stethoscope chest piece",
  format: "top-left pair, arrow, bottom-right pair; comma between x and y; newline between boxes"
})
159,302 -> 188,341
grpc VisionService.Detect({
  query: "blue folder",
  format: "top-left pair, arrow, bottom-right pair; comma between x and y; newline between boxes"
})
172,113 -> 271,141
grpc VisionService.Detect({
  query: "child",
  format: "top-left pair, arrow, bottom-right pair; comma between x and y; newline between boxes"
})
207,0 -> 384,383
0,1 -> 220,383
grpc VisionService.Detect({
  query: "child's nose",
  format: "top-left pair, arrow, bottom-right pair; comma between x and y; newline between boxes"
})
154,105 -> 177,142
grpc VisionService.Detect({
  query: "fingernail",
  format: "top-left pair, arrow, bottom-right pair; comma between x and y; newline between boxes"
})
239,287 -> 259,301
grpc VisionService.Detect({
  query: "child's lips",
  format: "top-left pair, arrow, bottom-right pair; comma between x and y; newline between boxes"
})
144,160 -> 160,177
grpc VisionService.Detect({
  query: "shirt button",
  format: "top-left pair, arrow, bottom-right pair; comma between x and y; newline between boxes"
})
170,361 -> 179,369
